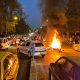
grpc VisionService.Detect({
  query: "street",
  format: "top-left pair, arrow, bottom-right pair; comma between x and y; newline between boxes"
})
0,1 -> 80,80
0,46 -> 31,80
30,45 -> 80,80
1,44 -> 80,80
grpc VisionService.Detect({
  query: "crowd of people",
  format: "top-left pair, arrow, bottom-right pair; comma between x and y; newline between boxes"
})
62,34 -> 80,44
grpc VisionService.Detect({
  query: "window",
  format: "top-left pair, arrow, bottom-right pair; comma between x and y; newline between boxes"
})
26,42 -> 30,46
4,59 -> 9,71
35,43 -> 44,47
57,58 -> 66,64
63,60 -> 73,73
57,58 -> 73,73
3,54 -> 15,76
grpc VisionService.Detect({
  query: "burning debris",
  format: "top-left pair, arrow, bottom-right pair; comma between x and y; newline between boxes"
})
50,30 -> 63,52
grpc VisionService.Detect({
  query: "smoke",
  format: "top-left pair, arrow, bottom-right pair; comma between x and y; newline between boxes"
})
38,0 -> 69,47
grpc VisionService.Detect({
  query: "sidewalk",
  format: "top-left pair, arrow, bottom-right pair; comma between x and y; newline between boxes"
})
30,59 -> 37,80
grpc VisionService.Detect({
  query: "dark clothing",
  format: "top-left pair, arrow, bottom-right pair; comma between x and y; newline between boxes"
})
73,36 -> 79,44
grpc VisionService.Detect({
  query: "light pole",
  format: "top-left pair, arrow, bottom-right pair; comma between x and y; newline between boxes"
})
13,16 -> 19,33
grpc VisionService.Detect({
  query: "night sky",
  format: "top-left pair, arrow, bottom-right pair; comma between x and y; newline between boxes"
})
18,0 -> 42,30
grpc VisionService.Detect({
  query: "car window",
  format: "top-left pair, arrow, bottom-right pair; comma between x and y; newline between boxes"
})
57,58 -> 73,71
62,60 -> 73,73
3,54 -> 15,76
56,58 -> 74,80
4,59 -> 10,72
35,43 -> 44,47
57,58 -> 66,64
26,42 -> 30,46
62,63 -> 80,80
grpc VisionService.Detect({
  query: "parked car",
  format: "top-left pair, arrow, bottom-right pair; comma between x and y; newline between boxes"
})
49,56 -> 80,80
0,52 -> 19,80
10,38 -> 16,46
17,41 -> 46,58
19,39 -> 26,45
0,37 -> 11,50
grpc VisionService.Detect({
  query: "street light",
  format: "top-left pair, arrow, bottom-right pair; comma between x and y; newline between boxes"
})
13,16 -> 19,21
12,16 -> 19,33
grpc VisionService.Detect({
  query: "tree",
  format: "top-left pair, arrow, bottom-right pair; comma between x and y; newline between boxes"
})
15,18 -> 31,34
66,0 -> 80,33
0,0 -> 23,35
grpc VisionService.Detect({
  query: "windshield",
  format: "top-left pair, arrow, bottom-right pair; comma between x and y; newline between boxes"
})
3,54 -> 15,78
35,43 -> 44,47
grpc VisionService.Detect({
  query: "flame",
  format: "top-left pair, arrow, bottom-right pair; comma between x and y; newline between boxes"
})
50,30 -> 61,49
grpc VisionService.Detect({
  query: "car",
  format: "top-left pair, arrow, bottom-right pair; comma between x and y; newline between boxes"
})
17,41 -> 46,58
19,39 -> 26,45
0,37 -> 11,50
0,52 -> 19,80
49,56 -> 80,80
10,38 -> 16,46
16,38 -> 20,45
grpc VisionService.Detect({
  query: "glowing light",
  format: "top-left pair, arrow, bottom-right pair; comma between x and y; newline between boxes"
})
9,60 -> 13,66
50,30 -> 61,49
13,16 -> 18,21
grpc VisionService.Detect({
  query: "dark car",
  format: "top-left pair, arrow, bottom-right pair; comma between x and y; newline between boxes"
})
49,56 -> 80,80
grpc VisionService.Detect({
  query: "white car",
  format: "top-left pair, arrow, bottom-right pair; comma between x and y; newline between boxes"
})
0,38 -> 10,50
17,41 -> 46,57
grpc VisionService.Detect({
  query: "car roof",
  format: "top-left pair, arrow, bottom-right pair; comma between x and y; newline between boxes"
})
0,52 -> 12,61
61,56 -> 80,66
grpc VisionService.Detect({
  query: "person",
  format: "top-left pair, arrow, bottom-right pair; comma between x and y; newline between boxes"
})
30,43 -> 35,58
73,35 -> 79,44
13,38 -> 16,45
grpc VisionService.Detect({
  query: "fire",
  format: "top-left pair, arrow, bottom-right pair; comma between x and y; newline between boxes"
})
50,30 -> 61,49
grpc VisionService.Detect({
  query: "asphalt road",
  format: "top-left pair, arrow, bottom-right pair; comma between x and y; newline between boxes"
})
5,45 -> 80,80
30,46 -> 80,80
